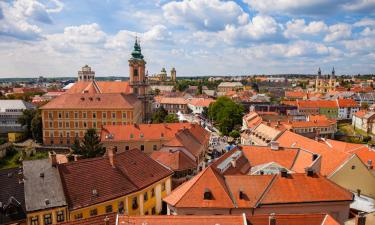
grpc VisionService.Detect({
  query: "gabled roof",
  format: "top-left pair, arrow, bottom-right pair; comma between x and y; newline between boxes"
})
247,213 -> 339,225
117,215 -> 246,225
163,166 -> 235,208
58,149 -> 173,210
337,99 -> 358,108
187,98 -> 215,107
23,159 -> 67,212
151,150 -> 196,171
40,93 -> 140,109
66,81 -> 131,94
275,131 -> 351,176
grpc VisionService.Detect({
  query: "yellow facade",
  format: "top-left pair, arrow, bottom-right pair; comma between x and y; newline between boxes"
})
69,176 -> 172,222
329,155 -> 375,198
8,132 -> 24,142
27,206 -> 68,225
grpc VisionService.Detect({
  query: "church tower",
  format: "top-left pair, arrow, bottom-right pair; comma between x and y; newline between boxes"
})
171,67 -> 176,82
78,65 -> 95,81
330,67 -> 335,80
128,37 -> 151,122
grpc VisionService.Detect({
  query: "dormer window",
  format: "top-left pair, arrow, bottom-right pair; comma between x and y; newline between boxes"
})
203,188 -> 213,200
239,189 -> 245,200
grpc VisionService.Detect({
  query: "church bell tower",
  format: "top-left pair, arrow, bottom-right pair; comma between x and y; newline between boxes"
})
128,37 -> 151,122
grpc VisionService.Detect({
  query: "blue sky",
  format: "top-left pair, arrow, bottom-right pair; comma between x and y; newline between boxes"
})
0,0 -> 374,77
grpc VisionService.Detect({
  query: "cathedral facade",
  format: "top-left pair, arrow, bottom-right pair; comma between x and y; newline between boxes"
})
315,67 -> 336,93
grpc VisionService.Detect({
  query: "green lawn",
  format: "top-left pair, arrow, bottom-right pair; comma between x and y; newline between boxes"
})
337,123 -> 371,144
0,149 -> 48,170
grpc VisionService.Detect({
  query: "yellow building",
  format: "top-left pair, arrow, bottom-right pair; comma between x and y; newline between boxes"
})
23,150 -> 172,225
315,67 -> 336,93
8,132 -> 24,142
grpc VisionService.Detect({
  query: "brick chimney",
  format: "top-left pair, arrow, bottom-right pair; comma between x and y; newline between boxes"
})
356,212 -> 366,225
269,213 -> 276,225
108,146 -> 117,168
49,151 -> 57,167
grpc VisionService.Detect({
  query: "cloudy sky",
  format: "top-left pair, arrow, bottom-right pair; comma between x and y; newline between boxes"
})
0,0 -> 374,77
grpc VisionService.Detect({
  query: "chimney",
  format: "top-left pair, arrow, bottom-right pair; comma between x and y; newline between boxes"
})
270,141 -> 279,150
356,212 -> 366,225
231,157 -> 237,168
108,146 -> 117,168
357,189 -> 361,197
367,160 -> 373,170
49,151 -> 57,167
269,213 -> 276,225
104,216 -> 110,225
280,168 -> 288,177
306,167 -> 314,177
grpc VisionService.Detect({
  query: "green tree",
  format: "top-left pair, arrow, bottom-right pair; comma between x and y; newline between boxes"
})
71,129 -> 105,158
165,114 -> 179,123
154,88 -> 161,95
208,96 -> 244,135
229,130 -> 240,138
151,107 -> 168,123
31,110 -> 43,143
18,108 -> 37,138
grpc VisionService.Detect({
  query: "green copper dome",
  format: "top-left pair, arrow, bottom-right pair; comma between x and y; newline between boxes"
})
131,37 -> 144,60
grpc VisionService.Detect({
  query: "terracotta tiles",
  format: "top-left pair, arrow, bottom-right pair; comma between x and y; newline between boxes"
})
58,149 -> 172,210
117,215 -> 246,225
247,213 -> 339,225
66,81 -> 131,94
59,213 -> 116,225
337,99 -> 358,108
151,150 -> 196,171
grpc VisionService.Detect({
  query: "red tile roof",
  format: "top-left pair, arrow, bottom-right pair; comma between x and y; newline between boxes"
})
117,215 -> 246,225
41,93 -> 140,109
354,110 -> 367,118
247,213 -> 339,225
163,166 -> 235,208
151,150 -> 196,171
285,91 -> 306,98
101,123 -> 191,142
298,100 -> 338,109
59,213 -> 116,225
58,149 -> 173,210
275,131 -> 351,176
337,99 -> 358,108
156,97 -> 188,105
66,81 -> 131,94
188,98 -> 215,107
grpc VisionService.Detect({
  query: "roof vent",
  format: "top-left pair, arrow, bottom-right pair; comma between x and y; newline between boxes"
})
40,172 -> 44,178
270,141 -> 279,150
89,97 -> 93,101
306,167 -> 314,177
45,199 -> 50,205
239,189 -> 245,200
96,97 -> 101,101
203,188 -> 213,200
80,97 -> 85,101
92,189 -> 98,197
280,168 -> 288,177
367,160 -> 373,170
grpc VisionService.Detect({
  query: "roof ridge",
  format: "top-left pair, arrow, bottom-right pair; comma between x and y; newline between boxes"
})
290,148 -> 302,170
254,174 -> 277,208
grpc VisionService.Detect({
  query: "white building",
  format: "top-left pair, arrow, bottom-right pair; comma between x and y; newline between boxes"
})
0,100 -> 36,133
336,99 -> 360,120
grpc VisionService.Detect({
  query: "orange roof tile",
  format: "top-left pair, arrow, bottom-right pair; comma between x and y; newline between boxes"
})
41,93 -> 139,109
354,110 -> 367,118
188,98 -> 215,107
247,213 -> 339,225
261,174 -> 353,204
163,166 -> 235,208
275,131 -> 351,176
151,150 -> 196,171
337,99 -> 358,108
59,213 -> 116,225
117,215 -> 246,225
66,81 -> 131,94
285,91 -> 306,98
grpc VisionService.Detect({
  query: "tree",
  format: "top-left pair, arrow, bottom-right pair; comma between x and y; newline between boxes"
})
18,108 -> 37,138
154,88 -> 161,95
229,130 -> 240,138
208,96 -> 244,135
165,114 -> 179,123
151,107 -> 168,123
361,102 -> 369,110
71,129 -> 105,158
31,111 -> 43,143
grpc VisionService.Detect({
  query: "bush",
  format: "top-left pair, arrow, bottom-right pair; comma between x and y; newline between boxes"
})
229,130 -> 240,138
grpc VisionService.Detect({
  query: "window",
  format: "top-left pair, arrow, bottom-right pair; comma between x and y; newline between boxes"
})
112,121 -> 116,125
93,122 -> 97,128
105,205 -> 113,213
125,146 -> 129,151
134,68 -> 138,76
83,122 -> 87,128
83,112 -> 87,118
66,122 -> 69,128
93,112 -> 96,118
74,112 -> 78,119
203,188 -> 213,200
58,122 -> 62,128
43,214 -> 52,225
118,201 -> 124,213
153,145 -> 157,151
58,112 -> 62,119
161,182 -> 165,191
31,216 -> 39,225
141,145 -> 144,151
151,207 -> 156,215
132,197 -> 138,209
112,112 -> 116,118
74,213 -> 83,220
90,208 -> 97,217
103,112 -> 107,118
48,113 -> 53,119
122,112 -> 126,118
65,112 -> 69,118
56,210 -> 65,222
144,192 -> 148,202
49,122 -> 53,128
151,188 -> 155,197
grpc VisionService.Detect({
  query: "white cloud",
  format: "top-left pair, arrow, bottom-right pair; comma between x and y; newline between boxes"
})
284,19 -> 328,39
361,27 -> 375,37
0,0 -> 63,40
342,38 -> 375,54
162,0 -> 248,31
324,23 -> 352,42
354,18 -> 375,27
342,0 -> 375,13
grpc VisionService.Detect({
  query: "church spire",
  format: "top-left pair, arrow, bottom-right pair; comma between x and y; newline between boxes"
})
131,36 -> 144,60
317,67 -> 321,78
331,66 -> 335,79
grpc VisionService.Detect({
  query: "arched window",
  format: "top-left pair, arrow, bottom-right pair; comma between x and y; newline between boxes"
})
203,188 -> 213,200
